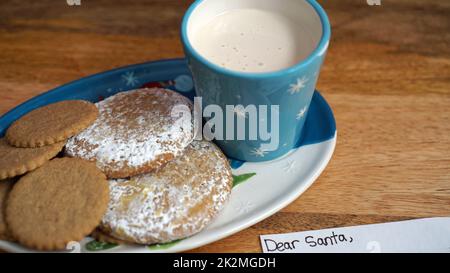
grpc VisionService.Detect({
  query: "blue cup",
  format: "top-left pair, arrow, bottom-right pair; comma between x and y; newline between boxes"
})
181,0 -> 331,162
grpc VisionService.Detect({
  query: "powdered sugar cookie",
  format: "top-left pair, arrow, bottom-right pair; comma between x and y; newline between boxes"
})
65,88 -> 193,179
100,140 -> 232,245
90,228 -> 127,245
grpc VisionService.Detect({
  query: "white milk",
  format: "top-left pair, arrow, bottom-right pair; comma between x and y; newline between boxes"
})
190,8 -> 316,73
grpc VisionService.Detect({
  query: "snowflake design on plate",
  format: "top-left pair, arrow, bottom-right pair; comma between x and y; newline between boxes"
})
174,75 -> 194,92
288,76 -> 308,94
283,160 -> 296,173
296,106 -> 308,120
235,200 -> 253,214
122,71 -> 139,87
251,147 -> 268,157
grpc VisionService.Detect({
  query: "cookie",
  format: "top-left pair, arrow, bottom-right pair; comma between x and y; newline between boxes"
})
90,229 -> 127,245
6,100 -> 98,148
65,88 -> 194,179
5,158 -> 109,250
0,179 -> 15,240
0,138 -> 64,180
100,140 -> 232,245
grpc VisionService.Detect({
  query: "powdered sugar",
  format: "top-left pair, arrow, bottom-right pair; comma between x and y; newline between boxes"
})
65,88 -> 193,178
100,140 -> 232,244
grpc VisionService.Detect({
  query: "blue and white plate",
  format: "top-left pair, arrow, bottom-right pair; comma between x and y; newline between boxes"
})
0,59 -> 336,253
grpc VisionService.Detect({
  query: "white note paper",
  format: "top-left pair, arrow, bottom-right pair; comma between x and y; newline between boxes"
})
260,217 -> 450,253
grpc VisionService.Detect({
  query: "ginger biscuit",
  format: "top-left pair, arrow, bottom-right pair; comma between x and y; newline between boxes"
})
0,138 -> 64,180
0,179 -> 14,240
65,88 -> 194,179
100,140 -> 232,245
6,100 -> 98,148
5,158 -> 109,250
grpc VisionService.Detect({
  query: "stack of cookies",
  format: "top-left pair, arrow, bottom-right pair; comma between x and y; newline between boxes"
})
0,100 -> 106,250
0,88 -> 233,250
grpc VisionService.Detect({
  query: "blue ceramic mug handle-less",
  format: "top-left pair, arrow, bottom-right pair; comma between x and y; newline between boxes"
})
181,0 -> 331,162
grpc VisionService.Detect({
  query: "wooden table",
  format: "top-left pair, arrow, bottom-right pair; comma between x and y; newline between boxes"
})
0,0 -> 449,253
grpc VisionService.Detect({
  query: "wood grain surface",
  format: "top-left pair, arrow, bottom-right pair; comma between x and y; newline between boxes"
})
0,0 -> 449,253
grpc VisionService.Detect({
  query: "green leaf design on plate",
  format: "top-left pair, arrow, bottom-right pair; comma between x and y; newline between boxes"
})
232,173 -> 256,188
85,240 -> 118,251
148,239 -> 182,250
